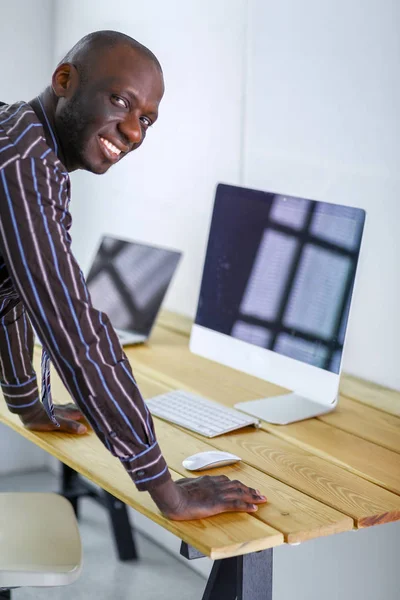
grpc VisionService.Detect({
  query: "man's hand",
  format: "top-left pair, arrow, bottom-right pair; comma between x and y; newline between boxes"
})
20,402 -> 88,434
150,475 -> 267,520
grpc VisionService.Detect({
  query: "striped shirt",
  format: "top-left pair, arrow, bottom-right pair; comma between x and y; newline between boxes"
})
0,100 -> 171,491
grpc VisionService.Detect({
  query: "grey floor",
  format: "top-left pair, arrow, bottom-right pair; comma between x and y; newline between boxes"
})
0,469 -> 205,600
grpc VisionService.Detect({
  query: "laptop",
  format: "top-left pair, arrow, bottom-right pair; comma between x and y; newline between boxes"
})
35,235 -> 182,347
85,235 -> 182,345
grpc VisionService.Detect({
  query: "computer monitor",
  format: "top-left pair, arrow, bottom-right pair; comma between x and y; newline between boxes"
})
190,184 -> 366,424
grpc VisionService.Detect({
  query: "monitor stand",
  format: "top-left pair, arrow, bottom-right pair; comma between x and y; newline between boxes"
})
235,393 -> 338,425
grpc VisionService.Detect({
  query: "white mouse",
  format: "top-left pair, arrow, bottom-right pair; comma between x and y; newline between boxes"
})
182,451 -> 241,471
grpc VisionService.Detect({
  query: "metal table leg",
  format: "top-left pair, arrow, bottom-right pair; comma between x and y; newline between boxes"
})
61,463 -> 82,518
103,491 -> 139,561
202,559 -> 238,600
237,550 -> 273,600
180,543 -> 273,600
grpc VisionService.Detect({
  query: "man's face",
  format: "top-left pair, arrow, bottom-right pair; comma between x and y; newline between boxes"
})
55,46 -> 164,174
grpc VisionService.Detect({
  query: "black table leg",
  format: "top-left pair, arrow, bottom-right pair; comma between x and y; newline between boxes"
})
60,463 -> 138,561
237,549 -> 273,600
61,463 -> 82,517
181,543 -> 273,600
202,559 -> 238,600
103,491 -> 138,561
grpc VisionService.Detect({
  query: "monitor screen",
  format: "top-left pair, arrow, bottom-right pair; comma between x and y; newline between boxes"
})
86,236 -> 181,335
195,184 -> 365,374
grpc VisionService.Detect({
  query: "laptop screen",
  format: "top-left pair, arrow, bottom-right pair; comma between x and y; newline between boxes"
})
195,184 -> 366,374
86,236 -> 182,335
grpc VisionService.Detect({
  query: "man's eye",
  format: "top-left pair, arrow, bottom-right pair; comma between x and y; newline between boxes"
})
111,95 -> 129,109
140,116 -> 153,128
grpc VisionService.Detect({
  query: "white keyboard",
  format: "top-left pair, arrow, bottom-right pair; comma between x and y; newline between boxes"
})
145,389 -> 260,437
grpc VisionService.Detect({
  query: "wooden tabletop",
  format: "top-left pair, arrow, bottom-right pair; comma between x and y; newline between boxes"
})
0,311 -> 399,559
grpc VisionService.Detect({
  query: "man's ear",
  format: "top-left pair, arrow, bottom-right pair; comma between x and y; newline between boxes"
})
52,63 -> 79,98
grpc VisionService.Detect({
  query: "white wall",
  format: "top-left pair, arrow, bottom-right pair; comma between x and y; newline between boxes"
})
1,0 -> 54,102
0,0 -> 54,474
244,0 -> 400,391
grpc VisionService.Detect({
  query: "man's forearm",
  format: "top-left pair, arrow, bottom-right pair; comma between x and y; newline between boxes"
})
0,302 -> 40,417
149,477 -> 182,514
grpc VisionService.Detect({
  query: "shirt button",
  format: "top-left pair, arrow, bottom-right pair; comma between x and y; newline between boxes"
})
136,470 -> 146,478
110,431 -> 117,438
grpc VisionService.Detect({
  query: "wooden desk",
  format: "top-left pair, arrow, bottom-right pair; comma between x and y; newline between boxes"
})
1,312 -> 399,599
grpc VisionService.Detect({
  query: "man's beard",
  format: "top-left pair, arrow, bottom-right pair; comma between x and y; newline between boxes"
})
56,91 -> 97,172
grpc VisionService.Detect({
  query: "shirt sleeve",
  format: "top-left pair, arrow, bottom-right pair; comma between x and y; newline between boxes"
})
0,301 -> 41,416
0,156 -> 171,492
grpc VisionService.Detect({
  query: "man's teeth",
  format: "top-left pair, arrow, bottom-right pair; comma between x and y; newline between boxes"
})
100,137 -> 121,156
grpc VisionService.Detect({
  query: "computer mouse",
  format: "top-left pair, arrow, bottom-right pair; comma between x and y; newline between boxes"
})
182,451 -> 242,471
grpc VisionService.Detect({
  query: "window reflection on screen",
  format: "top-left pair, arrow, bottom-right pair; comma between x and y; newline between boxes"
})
86,237 -> 181,335
195,185 -> 365,374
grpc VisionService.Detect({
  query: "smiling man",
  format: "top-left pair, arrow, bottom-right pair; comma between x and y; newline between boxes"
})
0,30 -> 266,520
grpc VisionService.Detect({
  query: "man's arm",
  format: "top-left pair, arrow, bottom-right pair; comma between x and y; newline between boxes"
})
0,301 -> 86,433
0,302 -> 40,417
0,156 -> 170,491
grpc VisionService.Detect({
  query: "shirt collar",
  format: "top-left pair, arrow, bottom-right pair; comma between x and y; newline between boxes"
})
36,96 -> 59,157
31,97 -> 67,169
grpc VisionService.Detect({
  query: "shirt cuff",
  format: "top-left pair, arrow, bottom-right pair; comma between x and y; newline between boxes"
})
121,440 -> 172,492
0,375 -> 40,415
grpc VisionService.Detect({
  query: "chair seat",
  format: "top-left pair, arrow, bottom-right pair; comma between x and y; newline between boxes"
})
0,493 -> 82,589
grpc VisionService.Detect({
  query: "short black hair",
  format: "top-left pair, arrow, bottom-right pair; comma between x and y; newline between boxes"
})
59,30 -> 162,84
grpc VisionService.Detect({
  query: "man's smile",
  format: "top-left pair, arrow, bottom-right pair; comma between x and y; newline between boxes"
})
98,135 -> 124,161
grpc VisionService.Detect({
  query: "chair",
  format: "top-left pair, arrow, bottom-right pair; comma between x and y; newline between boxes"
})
0,492 -> 82,598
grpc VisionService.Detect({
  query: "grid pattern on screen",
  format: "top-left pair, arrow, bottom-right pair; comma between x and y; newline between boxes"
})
235,201 -> 361,372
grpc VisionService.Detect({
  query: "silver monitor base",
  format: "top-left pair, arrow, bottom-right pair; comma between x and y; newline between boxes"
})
234,393 -> 337,425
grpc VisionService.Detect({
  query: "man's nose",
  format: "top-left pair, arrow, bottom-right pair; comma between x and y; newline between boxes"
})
118,114 -> 143,146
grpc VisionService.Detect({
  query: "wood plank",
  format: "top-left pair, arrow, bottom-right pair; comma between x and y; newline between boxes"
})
318,396 -> 400,454
0,398 -> 282,559
34,362 -> 353,544
179,424 -> 400,529
135,374 -> 353,543
32,330 -> 400,532
132,369 -> 400,529
124,328 -> 400,495
154,419 -> 354,543
256,418 -> 400,496
340,374 -> 400,417
156,309 -> 192,337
